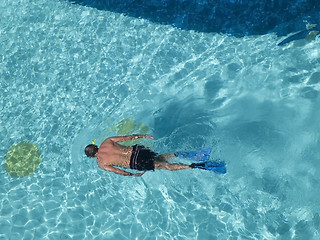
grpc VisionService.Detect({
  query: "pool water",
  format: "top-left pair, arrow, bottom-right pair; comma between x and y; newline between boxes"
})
1,0 -> 320,239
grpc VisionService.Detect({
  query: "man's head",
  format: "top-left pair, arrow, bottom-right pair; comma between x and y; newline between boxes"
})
85,144 -> 99,157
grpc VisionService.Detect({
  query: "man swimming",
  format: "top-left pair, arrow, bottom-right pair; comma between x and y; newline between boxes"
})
84,134 -> 191,177
85,134 -> 226,176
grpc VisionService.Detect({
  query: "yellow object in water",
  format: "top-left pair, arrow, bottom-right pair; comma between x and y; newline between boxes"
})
97,118 -> 150,146
306,31 -> 319,40
306,24 -> 317,30
115,118 -> 150,146
4,141 -> 42,177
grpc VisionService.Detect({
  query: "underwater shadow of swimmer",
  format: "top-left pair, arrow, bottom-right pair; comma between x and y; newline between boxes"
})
68,0 -> 319,37
152,97 -> 217,149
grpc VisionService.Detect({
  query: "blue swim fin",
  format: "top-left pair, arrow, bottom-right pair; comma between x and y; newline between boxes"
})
190,161 -> 227,174
176,148 -> 212,161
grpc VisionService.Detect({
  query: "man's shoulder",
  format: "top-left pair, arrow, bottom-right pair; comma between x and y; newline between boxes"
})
101,138 -> 114,146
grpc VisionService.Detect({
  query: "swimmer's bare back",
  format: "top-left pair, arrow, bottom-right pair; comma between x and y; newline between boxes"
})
96,134 -> 154,176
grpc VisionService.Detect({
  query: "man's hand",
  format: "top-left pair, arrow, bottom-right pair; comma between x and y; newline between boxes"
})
142,135 -> 154,139
132,134 -> 154,140
103,165 -> 146,177
131,171 -> 146,177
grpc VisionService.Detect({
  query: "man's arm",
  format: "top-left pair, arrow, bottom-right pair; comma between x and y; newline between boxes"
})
103,165 -> 146,177
108,134 -> 154,143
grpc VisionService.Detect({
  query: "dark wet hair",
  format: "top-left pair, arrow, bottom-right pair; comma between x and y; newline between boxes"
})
85,144 -> 99,157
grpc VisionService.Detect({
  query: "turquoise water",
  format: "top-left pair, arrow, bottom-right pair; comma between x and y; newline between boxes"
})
1,0 -> 320,239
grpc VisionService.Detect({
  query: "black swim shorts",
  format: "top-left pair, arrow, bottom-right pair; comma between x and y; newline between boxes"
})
129,145 -> 156,171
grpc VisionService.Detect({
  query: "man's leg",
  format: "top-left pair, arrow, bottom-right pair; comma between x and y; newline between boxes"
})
157,153 -> 176,162
154,161 -> 190,171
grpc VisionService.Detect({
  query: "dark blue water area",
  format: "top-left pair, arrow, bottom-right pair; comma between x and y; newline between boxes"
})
69,0 -> 320,37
